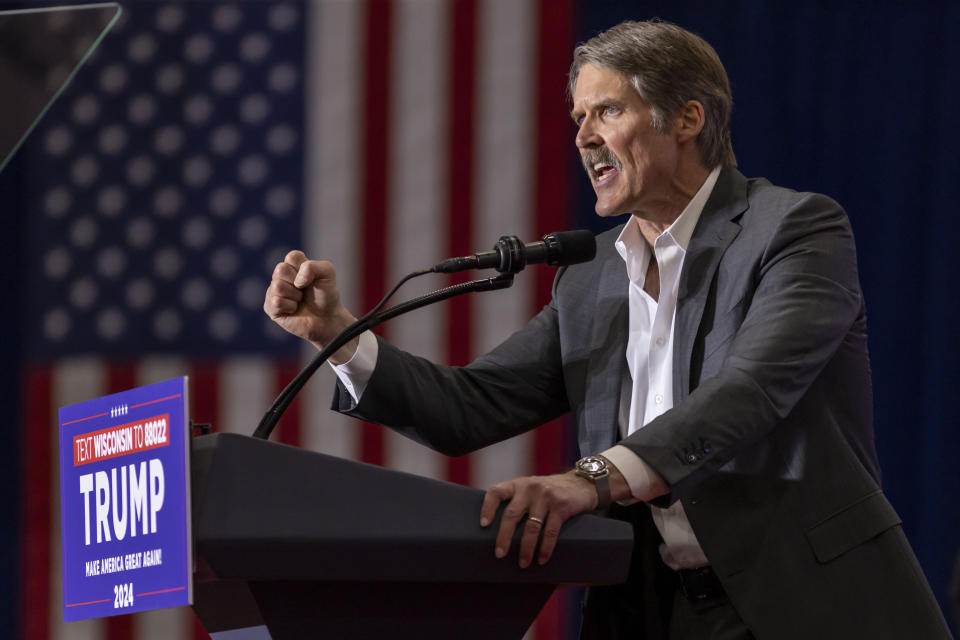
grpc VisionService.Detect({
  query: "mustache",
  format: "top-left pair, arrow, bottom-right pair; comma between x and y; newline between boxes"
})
581,146 -> 621,177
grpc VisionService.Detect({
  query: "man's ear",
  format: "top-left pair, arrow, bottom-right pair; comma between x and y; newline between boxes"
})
674,100 -> 705,143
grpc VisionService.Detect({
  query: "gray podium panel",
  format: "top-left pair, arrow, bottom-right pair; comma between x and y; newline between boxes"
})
191,433 -> 633,639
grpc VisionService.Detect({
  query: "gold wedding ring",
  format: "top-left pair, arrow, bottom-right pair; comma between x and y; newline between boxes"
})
527,515 -> 545,526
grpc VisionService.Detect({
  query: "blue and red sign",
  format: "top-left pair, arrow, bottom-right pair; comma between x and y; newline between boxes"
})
58,377 -> 192,622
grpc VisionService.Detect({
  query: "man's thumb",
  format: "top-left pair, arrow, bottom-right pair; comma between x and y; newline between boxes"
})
293,264 -> 312,288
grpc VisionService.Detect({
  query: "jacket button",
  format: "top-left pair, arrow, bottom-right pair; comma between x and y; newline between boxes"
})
686,453 -> 700,464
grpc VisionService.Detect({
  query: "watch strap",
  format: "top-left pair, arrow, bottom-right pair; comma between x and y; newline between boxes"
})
593,471 -> 612,508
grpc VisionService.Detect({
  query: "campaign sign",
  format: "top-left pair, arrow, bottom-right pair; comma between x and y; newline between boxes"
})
59,377 -> 192,621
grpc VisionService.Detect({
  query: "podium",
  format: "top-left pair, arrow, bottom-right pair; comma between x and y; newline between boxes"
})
191,433 -> 633,639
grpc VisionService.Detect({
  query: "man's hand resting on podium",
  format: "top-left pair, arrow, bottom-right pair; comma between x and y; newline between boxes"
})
263,250 -> 360,365
479,467 -> 633,569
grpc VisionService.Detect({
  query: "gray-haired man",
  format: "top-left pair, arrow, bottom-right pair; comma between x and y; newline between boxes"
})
265,20 -> 951,639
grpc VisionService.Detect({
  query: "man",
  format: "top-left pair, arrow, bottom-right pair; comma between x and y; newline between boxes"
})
264,20 -> 951,639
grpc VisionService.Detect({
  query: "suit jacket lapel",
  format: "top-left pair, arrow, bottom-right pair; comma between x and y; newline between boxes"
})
582,239 -> 629,455
673,168 -> 749,403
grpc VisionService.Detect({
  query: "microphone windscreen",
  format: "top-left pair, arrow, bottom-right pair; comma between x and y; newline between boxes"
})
546,229 -> 597,266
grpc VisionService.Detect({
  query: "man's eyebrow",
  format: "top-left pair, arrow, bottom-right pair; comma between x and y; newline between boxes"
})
570,102 -> 589,121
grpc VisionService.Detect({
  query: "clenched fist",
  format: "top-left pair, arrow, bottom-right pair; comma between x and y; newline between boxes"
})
263,250 -> 360,364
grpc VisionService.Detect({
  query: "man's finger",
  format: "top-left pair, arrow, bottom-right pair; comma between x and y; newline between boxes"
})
284,249 -> 308,270
536,512 -> 564,565
270,279 -> 303,301
494,496 -> 529,560
518,508 -> 548,569
263,279 -> 303,315
264,294 -> 299,317
273,261 -> 298,284
480,481 -> 514,528
294,259 -> 335,289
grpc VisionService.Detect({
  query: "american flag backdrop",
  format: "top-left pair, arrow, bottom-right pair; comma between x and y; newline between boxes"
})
15,1 -> 581,638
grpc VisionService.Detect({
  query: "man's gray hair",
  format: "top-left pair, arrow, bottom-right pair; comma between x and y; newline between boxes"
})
568,20 -> 736,168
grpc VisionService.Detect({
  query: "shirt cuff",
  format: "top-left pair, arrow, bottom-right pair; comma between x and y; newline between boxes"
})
601,444 -> 660,505
330,330 -> 379,404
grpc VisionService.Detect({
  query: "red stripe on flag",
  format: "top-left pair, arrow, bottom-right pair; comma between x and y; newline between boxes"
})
107,362 -> 137,395
531,0 -> 574,479
189,363 -> 219,434
20,366 -> 52,640
106,363 -> 137,640
188,362 -> 217,640
273,360 -> 302,447
444,0 -> 478,486
533,0 -> 575,307
532,1 -> 576,638
360,0 -> 393,467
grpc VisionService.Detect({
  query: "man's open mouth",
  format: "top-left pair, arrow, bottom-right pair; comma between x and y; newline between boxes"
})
594,163 -> 619,184
582,146 -> 621,186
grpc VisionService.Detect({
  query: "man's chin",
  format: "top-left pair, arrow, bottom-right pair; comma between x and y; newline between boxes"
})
593,200 -> 626,218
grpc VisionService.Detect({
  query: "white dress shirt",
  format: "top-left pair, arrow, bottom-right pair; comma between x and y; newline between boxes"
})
601,166 -> 721,570
333,167 -> 722,570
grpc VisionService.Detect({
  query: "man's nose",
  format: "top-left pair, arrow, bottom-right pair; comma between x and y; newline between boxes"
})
576,118 -> 602,149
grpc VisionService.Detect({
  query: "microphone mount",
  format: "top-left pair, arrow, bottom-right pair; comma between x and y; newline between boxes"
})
492,235 -> 529,274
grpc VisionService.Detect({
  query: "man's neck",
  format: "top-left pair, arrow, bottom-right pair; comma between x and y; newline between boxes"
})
632,163 -> 711,249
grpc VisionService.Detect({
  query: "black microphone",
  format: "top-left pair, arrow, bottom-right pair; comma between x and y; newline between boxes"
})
433,230 -> 596,274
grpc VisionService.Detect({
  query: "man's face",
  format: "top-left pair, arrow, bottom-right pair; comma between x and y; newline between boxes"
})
571,64 -> 680,217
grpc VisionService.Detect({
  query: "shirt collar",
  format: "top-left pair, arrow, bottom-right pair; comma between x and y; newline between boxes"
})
661,165 -> 722,251
615,165 -> 722,259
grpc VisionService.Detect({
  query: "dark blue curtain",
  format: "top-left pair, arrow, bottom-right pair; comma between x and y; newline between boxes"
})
573,1 -> 960,631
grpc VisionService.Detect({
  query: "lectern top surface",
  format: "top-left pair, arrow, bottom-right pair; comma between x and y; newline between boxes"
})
0,3 -> 121,173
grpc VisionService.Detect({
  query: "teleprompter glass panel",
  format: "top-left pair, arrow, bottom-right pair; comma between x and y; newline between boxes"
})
0,3 -> 121,173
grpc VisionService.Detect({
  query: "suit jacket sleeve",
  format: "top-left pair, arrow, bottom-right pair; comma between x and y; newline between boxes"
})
332,280 -> 571,457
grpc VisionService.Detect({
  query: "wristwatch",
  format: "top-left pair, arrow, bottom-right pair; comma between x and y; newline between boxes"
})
574,455 -> 612,508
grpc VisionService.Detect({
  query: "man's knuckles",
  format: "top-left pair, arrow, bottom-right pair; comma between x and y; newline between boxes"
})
264,295 -> 296,317
284,249 -> 308,267
273,261 -> 298,282
487,482 -> 515,499
271,279 -> 302,299
502,506 -> 527,521
269,289 -> 297,311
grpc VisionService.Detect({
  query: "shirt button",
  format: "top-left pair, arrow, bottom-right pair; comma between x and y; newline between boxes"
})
654,394 -> 663,404
655,336 -> 665,347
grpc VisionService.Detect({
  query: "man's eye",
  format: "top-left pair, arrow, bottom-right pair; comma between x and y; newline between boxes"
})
604,105 -> 618,116
575,115 -> 584,126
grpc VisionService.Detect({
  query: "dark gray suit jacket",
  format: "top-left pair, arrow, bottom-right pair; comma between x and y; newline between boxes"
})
335,168 -> 951,638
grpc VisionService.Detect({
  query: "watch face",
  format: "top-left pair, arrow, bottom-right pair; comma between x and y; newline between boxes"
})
578,456 -> 606,475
